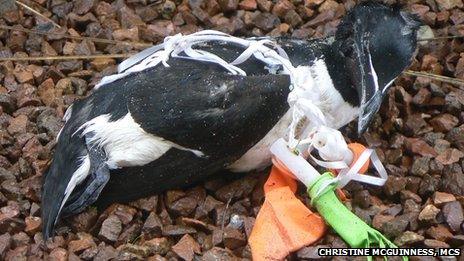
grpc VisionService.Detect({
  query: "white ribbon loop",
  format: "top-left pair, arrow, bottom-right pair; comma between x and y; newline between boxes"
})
337,149 -> 388,188
277,125 -> 389,195
99,30 -> 299,89
311,140 -> 388,190
310,156 -> 348,170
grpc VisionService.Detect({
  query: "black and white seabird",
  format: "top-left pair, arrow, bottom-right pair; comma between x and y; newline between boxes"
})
42,2 -> 420,239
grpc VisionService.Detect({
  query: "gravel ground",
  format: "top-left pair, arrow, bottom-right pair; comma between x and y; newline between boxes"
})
0,0 -> 464,260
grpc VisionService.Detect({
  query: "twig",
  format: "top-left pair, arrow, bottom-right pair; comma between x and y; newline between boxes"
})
0,54 -> 133,62
404,70 -> 464,86
147,0 -> 165,7
15,0 -> 61,28
220,196 -> 232,242
418,35 -> 464,42
0,25 -> 153,48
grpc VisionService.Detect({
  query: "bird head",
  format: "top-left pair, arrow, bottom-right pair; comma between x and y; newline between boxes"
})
335,2 -> 421,134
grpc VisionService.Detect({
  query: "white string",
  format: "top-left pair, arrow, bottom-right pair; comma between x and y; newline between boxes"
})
273,125 -> 389,198
96,30 -> 326,147
309,144 -> 388,198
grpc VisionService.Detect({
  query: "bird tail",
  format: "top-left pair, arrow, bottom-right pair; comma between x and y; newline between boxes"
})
41,120 -> 89,240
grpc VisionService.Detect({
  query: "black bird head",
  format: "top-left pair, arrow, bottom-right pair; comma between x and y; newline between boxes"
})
335,2 -> 421,134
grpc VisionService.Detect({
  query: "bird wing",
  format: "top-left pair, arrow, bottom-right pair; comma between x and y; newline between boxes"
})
91,58 -> 292,205
123,58 -> 291,160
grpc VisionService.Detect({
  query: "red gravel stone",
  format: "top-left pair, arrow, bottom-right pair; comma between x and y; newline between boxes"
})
239,0 -> 257,11
430,113 -> 459,132
24,216 -> 41,236
68,233 -> 96,254
172,234 -> 201,261
48,248 -> 68,261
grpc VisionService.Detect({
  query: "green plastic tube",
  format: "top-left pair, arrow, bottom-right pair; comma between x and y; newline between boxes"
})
307,172 -> 407,261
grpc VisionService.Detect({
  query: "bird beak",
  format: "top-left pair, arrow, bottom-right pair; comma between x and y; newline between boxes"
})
358,88 -> 383,135
351,36 -> 387,135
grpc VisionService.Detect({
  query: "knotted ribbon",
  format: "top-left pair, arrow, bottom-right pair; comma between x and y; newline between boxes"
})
308,172 -> 399,256
249,138 -> 405,261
